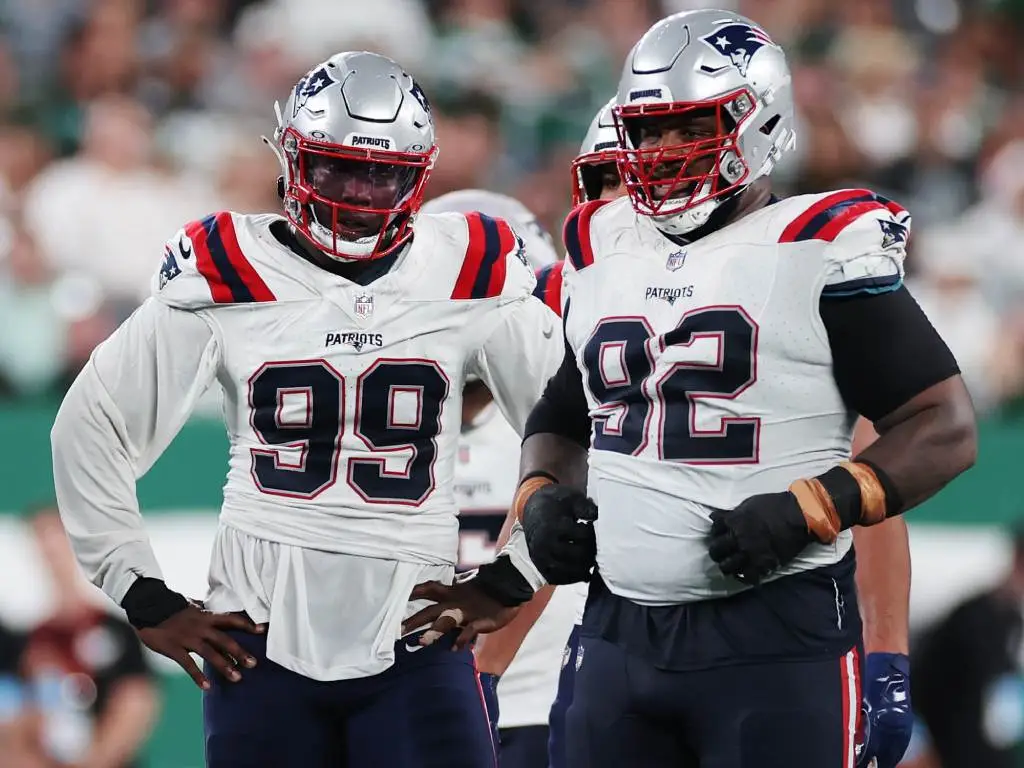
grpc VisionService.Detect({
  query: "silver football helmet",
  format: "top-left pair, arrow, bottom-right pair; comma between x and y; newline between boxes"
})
272,51 -> 438,261
421,189 -> 558,268
614,10 -> 796,235
571,99 -> 621,206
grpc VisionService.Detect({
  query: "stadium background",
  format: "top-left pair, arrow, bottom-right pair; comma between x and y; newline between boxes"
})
1,0 -> 1024,765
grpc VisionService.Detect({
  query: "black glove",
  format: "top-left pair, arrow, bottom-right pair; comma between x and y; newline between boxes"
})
521,485 -> 598,585
707,491 -> 814,585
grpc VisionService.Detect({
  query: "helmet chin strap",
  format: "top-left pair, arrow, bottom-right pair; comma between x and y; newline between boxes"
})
653,183 -> 746,244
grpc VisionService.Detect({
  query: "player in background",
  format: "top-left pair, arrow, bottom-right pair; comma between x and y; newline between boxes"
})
850,420 -> 914,768
569,99 -> 625,208
50,51 -> 564,768
421,188 -> 568,768
516,98 -> 628,768
404,10 -> 975,768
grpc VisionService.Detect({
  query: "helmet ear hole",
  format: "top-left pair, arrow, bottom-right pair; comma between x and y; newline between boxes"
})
276,175 -> 285,200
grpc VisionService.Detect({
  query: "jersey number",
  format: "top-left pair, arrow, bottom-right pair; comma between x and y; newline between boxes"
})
248,359 -> 449,504
583,308 -> 759,463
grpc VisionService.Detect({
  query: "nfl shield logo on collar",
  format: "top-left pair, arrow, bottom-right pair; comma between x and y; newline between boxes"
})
354,294 -> 374,319
666,251 -> 687,271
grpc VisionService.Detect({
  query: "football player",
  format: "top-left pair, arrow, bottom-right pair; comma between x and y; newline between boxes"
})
50,52 -> 563,767
421,188 -> 571,768
404,11 -> 976,768
570,98 -> 625,207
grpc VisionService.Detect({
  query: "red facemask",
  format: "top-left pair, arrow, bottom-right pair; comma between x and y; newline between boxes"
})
281,127 -> 437,261
614,89 -> 755,218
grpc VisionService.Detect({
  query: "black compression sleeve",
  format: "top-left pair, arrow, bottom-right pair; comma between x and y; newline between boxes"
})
121,577 -> 189,630
523,337 -> 591,447
820,285 -> 960,422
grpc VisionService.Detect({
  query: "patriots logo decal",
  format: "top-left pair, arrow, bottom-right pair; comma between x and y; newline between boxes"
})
879,219 -> 909,250
410,80 -> 431,115
292,66 -> 334,116
158,246 -> 181,289
700,23 -> 777,78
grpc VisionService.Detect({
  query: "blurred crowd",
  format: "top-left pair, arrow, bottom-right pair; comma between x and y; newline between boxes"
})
0,0 -> 1023,415
0,504 -> 157,768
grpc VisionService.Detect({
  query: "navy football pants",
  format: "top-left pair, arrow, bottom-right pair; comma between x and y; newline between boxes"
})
547,624 -> 581,768
565,633 -> 861,767
203,628 -> 497,768
499,725 -> 549,768
555,555 -> 864,768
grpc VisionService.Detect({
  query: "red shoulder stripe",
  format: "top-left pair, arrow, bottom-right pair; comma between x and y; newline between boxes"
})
214,212 -> 275,302
452,213 -> 513,300
186,217 -> 232,304
814,200 -> 888,243
778,189 -> 876,244
532,262 -> 564,317
185,213 -> 275,303
875,194 -> 908,219
485,217 -> 516,298
563,200 -> 609,271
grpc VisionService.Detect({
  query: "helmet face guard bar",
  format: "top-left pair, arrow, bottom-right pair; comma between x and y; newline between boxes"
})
614,88 -> 756,218
571,147 -> 619,205
281,127 -> 437,261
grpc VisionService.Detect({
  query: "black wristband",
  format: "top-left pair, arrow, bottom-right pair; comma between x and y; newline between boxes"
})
814,465 -> 864,531
520,470 -> 559,486
472,556 -> 534,607
121,577 -> 190,629
855,458 -> 904,517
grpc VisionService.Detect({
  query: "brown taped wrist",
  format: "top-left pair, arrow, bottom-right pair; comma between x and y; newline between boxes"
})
788,461 -> 891,544
512,472 -> 557,521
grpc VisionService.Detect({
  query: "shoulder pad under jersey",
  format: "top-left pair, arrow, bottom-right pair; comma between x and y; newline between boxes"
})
562,199 -> 614,272
770,189 -> 911,297
152,212 -> 277,310
419,211 -> 536,302
532,261 -> 565,317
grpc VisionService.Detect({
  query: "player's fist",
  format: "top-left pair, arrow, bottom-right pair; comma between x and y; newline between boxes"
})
856,653 -> 913,768
707,491 -> 814,584
521,485 -> 598,584
137,605 -> 264,690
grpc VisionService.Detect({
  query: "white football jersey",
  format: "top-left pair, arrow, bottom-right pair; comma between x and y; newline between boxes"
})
562,190 -> 911,605
454,405 -> 585,729
51,210 -> 564,681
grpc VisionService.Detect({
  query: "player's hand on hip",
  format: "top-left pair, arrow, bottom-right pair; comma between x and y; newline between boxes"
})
707,491 -> 814,585
402,580 -> 519,651
521,485 -> 598,584
856,653 -> 913,768
137,605 -> 264,690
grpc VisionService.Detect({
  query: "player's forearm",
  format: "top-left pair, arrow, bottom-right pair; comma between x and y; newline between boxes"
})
854,518 -> 910,654
51,368 -> 164,604
857,377 -> 977,512
850,418 -> 910,654
519,433 -> 589,491
474,586 -> 555,675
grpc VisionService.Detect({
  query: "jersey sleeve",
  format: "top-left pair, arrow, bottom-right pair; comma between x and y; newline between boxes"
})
468,294 -> 564,436
817,192 -> 911,298
153,212 -> 276,309
51,299 -> 220,604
